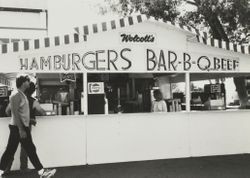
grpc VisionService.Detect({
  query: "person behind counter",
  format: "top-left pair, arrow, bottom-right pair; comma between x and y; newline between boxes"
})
151,89 -> 168,112
54,87 -> 70,115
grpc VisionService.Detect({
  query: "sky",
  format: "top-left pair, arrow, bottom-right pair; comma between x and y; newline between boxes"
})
47,0 -> 196,36
48,0 -> 118,36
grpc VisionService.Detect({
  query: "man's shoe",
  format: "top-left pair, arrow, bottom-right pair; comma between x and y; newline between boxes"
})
40,168 -> 56,178
0,172 -> 5,178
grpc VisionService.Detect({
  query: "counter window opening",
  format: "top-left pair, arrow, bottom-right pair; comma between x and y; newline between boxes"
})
189,73 -> 250,111
37,73 -> 83,115
0,73 -> 84,117
87,73 -> 185,114
1,72 -> 250,117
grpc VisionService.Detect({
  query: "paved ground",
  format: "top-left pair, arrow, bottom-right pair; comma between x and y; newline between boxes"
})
4,154 -> 250,178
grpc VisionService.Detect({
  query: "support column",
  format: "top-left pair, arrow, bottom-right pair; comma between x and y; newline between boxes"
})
185,72 -> 191,112
131,78 -> 135,99
83,73 -> 88,115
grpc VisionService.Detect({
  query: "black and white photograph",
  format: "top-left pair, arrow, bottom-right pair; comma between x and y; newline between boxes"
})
0,0 -> 250,177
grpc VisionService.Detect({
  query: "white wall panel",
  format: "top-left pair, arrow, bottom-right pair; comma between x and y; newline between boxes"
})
86,113 -> 190,164
189,111 -> 250,156
0,116 -> 86,170
86,111 -> 250,165
30,116 -> 86,168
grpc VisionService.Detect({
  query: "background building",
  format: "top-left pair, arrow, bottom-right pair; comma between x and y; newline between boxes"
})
0,0 -> 48,43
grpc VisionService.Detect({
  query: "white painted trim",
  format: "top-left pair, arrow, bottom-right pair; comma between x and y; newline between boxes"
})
185,73 -> 190,112
83,73 -> 88,115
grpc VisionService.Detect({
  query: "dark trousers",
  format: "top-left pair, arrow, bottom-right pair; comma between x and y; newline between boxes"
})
20,142 -> 28,170
5,126 -> 32,171
0,125 -> 43,171
19,125 -> 32,170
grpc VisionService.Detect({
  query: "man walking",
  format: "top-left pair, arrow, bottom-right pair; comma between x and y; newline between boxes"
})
0,75 -> 56,178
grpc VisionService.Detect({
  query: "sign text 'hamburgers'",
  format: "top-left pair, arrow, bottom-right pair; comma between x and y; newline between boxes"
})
19,48 -> 239,72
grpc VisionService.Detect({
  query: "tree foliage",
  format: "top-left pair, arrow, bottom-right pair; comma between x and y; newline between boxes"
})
100,0 -> 181,21
184,0 -> 250,44
100,0 -> 250,44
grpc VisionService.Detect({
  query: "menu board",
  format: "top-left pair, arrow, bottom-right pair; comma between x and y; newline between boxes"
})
60,73 -> 76,82
210,84 -> 221,93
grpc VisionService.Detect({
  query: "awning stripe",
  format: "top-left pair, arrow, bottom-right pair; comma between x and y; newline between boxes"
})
74,34 -> 79,43
34,39 -> 39,49
93,24 -> 98,33
128,16 -> 133,25
83,25 -> 89,35
102,22 -> 107,31
119,18 -> 125,28
13,42 -> 19,52
44,37 -> 50,48
24,40 -> 29,50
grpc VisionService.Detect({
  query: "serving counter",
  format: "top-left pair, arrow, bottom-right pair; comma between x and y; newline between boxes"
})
1,110 -> 250,170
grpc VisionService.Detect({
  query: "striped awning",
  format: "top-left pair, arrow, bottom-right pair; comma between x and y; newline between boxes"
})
0,14 -> 249,55
74,15 -> 148,35
73,14 -> 250,55
0,34 -> 87,54
196,36 -> 250,55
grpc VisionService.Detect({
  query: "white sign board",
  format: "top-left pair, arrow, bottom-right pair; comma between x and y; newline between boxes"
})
16,46 -> 240,73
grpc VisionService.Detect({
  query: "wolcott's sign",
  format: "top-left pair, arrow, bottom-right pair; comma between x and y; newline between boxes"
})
120,33 -> 155,43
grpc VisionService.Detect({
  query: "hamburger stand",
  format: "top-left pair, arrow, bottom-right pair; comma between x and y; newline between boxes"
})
0,14 -> 250,170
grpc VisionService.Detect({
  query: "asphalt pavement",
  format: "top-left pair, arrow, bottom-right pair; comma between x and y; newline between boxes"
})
4,154 -> 250,178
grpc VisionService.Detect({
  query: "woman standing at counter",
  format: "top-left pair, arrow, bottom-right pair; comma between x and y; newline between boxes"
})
151,89 -> 168,112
